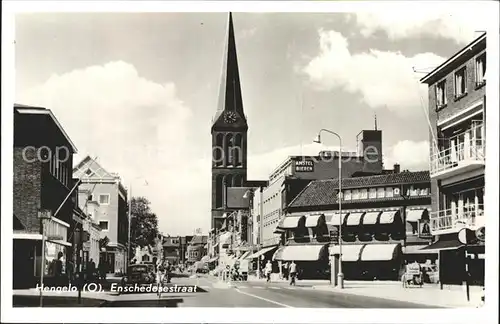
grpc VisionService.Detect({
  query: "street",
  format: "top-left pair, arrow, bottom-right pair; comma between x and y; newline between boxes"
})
96,275 -> 438,308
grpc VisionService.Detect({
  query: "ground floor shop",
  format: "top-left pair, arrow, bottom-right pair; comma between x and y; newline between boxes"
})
100,245 -> 126,274
13,235 -> 72,289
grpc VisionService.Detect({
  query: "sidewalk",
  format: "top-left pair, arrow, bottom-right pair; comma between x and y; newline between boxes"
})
312,282 -> 483,308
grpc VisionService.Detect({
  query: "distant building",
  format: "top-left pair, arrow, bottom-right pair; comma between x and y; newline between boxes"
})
13,104 -> 78,288
162,236 -> 181,265
421,32 -> 486,286
73,156 -> 129,274
186,235 -> 208,264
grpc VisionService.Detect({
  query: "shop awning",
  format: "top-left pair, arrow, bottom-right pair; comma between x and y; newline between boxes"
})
403,245 -> 438,255
361,243 -> 401,261
329,244 -> 364,262
326,212 -> 348,227
238,251 -> 251,260
420,239 -> 463,251
273,227 -> 285,234
362,211 -> 381,225
346,212 -> 364,226
200,255 -> 210,263
13,233 -> 43,240
246,246 -> 277,259
406,209 -> 427,222
272,244 -> 328,261
277,216 -> 303,229
47,239 -> 72,247
305,214 -> 321,227
379,210 -> 399,224
208,256 -> 219,263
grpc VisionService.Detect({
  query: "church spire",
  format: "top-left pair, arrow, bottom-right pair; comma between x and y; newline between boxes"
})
212,12 -> 247,130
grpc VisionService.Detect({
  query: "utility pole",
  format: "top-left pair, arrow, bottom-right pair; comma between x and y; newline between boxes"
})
127,185 -> 132,273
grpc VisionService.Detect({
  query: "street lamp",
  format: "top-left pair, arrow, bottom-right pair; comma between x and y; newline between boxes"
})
314,128 -> 344,289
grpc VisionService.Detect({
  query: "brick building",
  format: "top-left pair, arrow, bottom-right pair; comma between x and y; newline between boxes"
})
73,156 -> 129,274
13,104 -> 78,288
280,170 -> 433,280
420,32 -> 486,286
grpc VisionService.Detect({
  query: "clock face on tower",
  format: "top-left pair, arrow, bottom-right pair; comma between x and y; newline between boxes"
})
224,111 -> 237,124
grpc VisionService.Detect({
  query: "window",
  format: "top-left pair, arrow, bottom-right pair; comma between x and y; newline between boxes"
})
475,52 -> 486,86
377,187 -> 385,198
436,80 -> 447,108
454,67 -> 467,98
344,190 -> 351,200
360,189 -> 368,199
420,187 -> 429,196
386,187 -> 394,198
99,221 -> 109,231
368,188 -> 377,199
352,189 -> 360,200
99,194 -> 110,205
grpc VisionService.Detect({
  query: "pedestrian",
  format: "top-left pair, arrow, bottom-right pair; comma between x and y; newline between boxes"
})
66,259 -> 74,284
264,260 -> 272,282
289,261 -> 297,286
98,259 -> 107,283
90,259 -> 96,281
283,262 -> 289,280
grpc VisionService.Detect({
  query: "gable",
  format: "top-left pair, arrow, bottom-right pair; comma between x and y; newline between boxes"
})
73,156 -> 115,180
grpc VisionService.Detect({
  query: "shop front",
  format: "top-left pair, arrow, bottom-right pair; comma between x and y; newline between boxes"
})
273,244 -> 329,279
330,243 -> 402,280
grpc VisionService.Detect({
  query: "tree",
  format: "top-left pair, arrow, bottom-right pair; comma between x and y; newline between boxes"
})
129,197 -> 159,259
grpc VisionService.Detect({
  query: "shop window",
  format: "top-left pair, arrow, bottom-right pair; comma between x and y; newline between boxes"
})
352,189 -> 360,200
377,187 -> 385,198
344,190 -> 351,200
368,188 -> 377,199
360,189 -> 368,199
386,187 -> 394,198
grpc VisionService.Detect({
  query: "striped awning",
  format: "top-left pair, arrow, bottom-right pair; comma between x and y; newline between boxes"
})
273,244 -> 328,262
361,243 -> 401,261
346,212 -> 364,226
277,216 -> 303,229
362,211 -> 381,225
379,210 -> 399,224
329,244 -> 364,262
305,214 -> 321,227
326,212 -> 348,227
406,209 -> 427,222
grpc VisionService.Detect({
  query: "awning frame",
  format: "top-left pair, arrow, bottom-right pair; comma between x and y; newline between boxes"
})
360,243 -> 401,261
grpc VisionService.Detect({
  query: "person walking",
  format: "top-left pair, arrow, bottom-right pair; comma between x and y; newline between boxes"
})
264,260 -> 273,283
283,262 -> 289,281
289,261 -> 297,286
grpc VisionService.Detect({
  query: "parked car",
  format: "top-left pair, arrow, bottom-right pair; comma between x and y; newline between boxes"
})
122,264 -> 155,285
420,264 -> 439,284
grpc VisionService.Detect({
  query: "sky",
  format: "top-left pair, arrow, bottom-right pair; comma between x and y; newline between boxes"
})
15,10 -> 489,236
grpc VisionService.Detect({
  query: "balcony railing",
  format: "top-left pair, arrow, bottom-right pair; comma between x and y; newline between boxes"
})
430,137 -> 485,176
430,204 -> 484,233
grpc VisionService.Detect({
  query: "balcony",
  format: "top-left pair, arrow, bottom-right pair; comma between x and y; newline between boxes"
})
430,137 -> 485,179
430,204 -> 484,235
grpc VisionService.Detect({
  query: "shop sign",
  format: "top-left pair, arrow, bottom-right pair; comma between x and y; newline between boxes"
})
295,160 -> 314,172
418,219 -> 432,239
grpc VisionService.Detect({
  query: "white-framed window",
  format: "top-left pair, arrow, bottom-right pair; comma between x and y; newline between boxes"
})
368,188 -> 377,199
377,187 -> 385,198
454,66 -> 467,97
352,189 -> 360,200
343,190 -> 352,200
360,189 -> 368,199
436,79 -> 447,108
99,221 -> 109,231
386,187 -> 394,198
99,194 -> 110,205
420,187 -> 430,196
475,52 -> 486,85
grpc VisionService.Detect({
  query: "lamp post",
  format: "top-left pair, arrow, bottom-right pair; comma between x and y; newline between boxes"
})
314,129 -> 344,289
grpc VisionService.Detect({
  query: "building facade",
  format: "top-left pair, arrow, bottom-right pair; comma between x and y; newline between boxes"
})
13,104 -> 78,288
252,130 -> 384,249
211,13 -> 248,232
73,156 -> 129,274
421,32 -> 486,286
186,235 -> 208,265
283,170 -> 434,280
163,236 -> 181,265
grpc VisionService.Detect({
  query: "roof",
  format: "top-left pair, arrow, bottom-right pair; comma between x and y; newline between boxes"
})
15,103 -> 78,153
420,32 -> 486,84
189,235 -> 208,245
289,171 -> 430,208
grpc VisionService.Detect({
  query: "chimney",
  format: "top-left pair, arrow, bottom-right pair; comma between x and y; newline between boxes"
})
394,164 -> 400,174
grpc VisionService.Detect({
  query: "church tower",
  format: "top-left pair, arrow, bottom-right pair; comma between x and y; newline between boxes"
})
211,13 -> 248,231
